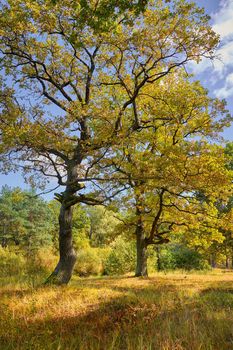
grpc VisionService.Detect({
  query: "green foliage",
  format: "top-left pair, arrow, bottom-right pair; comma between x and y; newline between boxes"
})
73,230 -> 91,251
86,206 -> 119,247
172,246 -> 210,271
49,203 -> 119,251
75,247 -> 105,276
48,202 -> 92,252
104,236 -> 136,275
157,245 -> 210,271
50,0 -> 148,33
0,186 -> 54,251
225,142 -> 233,170
0,247 -> 25,277
190,143 -> 233,269
157,247 -> 176,271
0,246 -> 57,287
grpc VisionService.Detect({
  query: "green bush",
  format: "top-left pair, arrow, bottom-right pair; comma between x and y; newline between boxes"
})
156,247 -> 176,271
172,245 -> 210,271
0,247 -> 26,277
74,247 -> 104,276
0,247 -> 58,286
24,248 -> 58,285
157,245 -> 210,271
104,236 -> 136,275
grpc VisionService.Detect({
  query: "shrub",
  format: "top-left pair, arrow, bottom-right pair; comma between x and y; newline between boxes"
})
0,247 -> 26,277
35,248 -> 58,272
0,247 -> 59,286
156,247 -> 176,271
156,245 -> 210,271
74,247 -> 103,276
104,236 -> 136,275
172,245 -> 210,271
24,248 -> 58,278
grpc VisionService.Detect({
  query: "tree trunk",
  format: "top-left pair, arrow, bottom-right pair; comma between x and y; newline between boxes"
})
45,162 -> 82,285
210,254 -> 216,268
135,225 -> 148,277
46,202 -> 77,284
1,237 -> 7,248
1,224 -> 8,248
225,256 -> 229,269
156,246 -> 161,271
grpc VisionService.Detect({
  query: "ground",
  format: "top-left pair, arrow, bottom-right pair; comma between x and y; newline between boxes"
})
0,271 -> 232,350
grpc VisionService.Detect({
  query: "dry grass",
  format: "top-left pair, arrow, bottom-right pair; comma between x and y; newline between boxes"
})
0,270 -> 232,350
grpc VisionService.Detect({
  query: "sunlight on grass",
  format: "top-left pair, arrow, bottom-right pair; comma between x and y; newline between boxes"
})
0,271 -> 232,350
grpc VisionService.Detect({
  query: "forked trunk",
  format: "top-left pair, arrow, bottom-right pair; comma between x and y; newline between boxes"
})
46,203 -> 77,285
135,225 -> 148,277
45,163 -> 83,285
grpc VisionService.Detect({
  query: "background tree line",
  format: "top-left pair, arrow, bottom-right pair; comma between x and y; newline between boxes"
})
0,180 -> 232,283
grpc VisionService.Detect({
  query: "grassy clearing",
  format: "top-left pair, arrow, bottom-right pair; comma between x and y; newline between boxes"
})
0,271 -> 232,350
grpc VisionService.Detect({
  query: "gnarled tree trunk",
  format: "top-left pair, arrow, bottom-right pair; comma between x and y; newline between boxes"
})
46,202 -> 77,284
46,164 -> 82,285
135,224 -> 148,277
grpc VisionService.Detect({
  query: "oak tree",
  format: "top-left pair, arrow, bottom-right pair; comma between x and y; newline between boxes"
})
106,75 -> 232,276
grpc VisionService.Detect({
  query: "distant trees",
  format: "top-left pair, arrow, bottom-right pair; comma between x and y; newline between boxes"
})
0,184 -> 233,276
0,186 -> 53,250
86,206 -> 119,246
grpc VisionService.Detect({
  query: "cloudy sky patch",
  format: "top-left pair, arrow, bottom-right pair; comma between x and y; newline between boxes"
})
192,0 -> 233,100
212,0 -> 233,40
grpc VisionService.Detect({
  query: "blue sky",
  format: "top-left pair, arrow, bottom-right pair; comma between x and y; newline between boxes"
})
189,0 -> 233,141
1,0 -> 233,199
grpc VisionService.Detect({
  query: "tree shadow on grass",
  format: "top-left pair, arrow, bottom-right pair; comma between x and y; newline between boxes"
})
0,279 -> 233,350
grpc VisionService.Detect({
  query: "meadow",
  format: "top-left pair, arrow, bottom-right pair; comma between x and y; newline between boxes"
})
0,270 -> 232,350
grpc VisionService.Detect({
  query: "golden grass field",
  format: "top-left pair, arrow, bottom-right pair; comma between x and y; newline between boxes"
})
0,271 -> 232,350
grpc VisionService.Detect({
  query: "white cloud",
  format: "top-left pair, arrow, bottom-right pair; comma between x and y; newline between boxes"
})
213,41 -> 233,76
212,0 -> 233,40
190,0 -> 233,98
214,85 -> 233,98
214,72 -> 233,98
226,72 -> 233,84
189,57 -> 212,74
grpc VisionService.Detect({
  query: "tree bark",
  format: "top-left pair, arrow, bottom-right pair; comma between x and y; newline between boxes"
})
210,254 -> 216,268
46,202 -> 77,284
45,164 -> 81,285
135,224 -> 148,277
225,256 -> 229,269
156,246 -> 161,271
